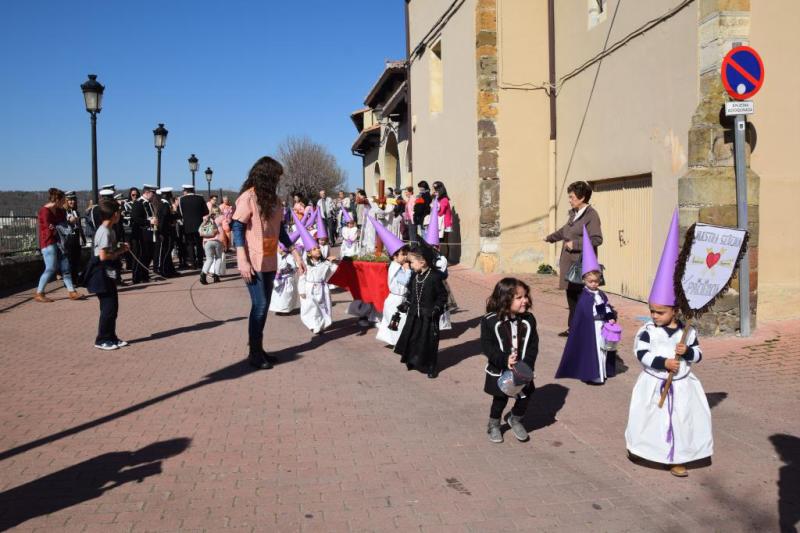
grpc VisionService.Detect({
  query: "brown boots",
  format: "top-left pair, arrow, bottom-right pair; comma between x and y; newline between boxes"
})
34,291 -> 84,302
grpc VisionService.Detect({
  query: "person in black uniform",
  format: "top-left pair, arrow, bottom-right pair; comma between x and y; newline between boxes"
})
393,243 -> 449,379
130,184 -> 158,283
171,195 -> 187,269
155,187 -> 178,277
64,191 -> 86,285
177,184 -> 208,269
121,187 -> 140,271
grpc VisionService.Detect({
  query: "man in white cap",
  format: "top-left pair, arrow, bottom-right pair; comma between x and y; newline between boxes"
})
178,184 -> 208,269
130,184 -> 159,283
155,187 -> 178,277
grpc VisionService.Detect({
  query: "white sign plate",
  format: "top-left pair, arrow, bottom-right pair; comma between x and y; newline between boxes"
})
725,101 -> 754,116
680,223 -> 747,311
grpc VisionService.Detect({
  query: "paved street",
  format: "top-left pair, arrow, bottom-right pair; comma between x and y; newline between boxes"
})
1,263 -> 798,532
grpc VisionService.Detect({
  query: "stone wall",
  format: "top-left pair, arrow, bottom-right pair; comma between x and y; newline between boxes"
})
679,0 -> 759,336
476,0 -> 500,272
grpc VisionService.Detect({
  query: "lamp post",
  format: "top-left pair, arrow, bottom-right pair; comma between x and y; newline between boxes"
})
188,153 -> 199,188
153,123 -> 168,188
204,167 -> 213,198
80,74 -> 105,204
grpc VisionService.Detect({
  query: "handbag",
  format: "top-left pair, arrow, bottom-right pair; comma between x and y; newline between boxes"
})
564,260 -> 606,286
199,217 -> 218,238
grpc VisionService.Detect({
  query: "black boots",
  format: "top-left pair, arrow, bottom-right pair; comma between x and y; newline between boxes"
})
247,339 -> 274,370
212,274 -> 220,283
199,273 -> 208,285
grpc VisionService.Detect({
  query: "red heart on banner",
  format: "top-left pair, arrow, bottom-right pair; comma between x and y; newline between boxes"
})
706,252 -> 721,268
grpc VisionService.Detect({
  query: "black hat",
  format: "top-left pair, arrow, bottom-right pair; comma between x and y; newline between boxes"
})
65,190 -> 77,199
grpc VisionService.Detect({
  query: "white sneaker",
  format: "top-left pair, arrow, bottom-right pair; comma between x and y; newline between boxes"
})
115,340 -> 129,347
94,342 -> 119,351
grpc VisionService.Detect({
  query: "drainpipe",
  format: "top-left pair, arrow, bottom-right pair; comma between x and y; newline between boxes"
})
547,0 -> 558,268
405,0 -> 413,183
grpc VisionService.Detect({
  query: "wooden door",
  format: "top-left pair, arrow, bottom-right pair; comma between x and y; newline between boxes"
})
590,175 -> 653,302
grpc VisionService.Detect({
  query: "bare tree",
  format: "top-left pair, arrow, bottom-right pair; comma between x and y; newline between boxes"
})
276,136 -> 347,202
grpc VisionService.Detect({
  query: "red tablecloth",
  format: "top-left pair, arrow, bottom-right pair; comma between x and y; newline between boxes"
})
329,260 -> 389,313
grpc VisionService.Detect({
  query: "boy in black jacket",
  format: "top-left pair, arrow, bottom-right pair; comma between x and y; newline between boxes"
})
481,278 -> 539,443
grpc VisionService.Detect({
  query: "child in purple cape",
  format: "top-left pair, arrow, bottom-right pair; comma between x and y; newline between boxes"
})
555,226 -> 618,385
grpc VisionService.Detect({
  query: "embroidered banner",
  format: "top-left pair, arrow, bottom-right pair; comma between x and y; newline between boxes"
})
675,223 -> 749,315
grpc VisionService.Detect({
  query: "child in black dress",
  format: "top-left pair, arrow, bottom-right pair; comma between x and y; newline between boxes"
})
393,244 -> 449,378
482,278 -> 539,443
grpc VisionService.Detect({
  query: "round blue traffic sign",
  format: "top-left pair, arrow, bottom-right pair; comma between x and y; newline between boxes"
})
721,46 -> 765,100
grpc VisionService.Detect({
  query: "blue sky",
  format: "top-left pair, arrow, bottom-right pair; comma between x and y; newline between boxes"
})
0,1 -> 405,193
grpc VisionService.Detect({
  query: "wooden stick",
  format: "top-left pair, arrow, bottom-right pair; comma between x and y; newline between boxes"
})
657,319 -> 693,409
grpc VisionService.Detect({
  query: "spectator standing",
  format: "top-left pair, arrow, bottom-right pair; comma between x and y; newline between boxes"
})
64,191 -> 86,285
84,199 -> 129,350
432,181 -> 453,260
316,189 -> 336,245
200,211 -> 227,284
35,188 -> 82,302
545,181 -> 603,337
233,156 -> 305,369
410,181 -> 432,245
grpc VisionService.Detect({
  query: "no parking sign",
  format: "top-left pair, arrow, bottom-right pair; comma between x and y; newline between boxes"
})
721,46 -> 765,100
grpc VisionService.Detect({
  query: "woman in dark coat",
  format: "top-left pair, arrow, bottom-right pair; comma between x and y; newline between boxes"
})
545,181 -> 602,336
394,244 -> 449,378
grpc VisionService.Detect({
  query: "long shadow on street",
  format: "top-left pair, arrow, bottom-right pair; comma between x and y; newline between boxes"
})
0,318 -> 361,462
0,438 -> 191,530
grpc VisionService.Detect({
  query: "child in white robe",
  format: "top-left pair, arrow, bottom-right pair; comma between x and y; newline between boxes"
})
340,220 -> 359,258
625,305 -> 712,477
625,209 -> 712,478
376,246 -> 411,346
269,246 -> 299,314
298,246 -> 338,334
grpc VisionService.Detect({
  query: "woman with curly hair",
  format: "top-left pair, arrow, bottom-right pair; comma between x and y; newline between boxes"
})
232,156 -> 305,369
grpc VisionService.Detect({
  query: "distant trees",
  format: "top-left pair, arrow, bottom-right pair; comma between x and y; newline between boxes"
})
276,136 -> 347,202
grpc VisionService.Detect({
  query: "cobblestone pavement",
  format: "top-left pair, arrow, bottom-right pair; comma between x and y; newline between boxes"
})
0,262 -> 798,532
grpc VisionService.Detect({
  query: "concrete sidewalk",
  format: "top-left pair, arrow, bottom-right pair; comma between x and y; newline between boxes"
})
0,263 -> 797,532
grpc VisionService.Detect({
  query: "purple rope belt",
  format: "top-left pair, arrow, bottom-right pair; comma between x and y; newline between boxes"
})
659,380 -> 676,462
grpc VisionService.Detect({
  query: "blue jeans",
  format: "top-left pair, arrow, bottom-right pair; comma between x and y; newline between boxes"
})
38,244 -> 75,293
245,271 -> 276,344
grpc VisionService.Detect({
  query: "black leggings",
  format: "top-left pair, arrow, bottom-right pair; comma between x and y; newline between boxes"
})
490,395 -> 530,419
566,282 -> 583,329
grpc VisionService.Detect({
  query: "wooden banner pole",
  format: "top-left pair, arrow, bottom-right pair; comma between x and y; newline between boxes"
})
658,319 -> 693,408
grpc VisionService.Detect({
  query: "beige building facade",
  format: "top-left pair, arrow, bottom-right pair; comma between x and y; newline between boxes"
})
351,62 -> 412,199
378,0 -> 798,329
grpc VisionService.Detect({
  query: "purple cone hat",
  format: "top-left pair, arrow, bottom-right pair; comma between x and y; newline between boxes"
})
315,209 -> 328,239
649,208 -> 680,306
298,210 -> 310,227
367,215 -> 405,257
292,211 -> 318,251
581,226 -> 600,276
342,208 -> 354,224
305,209 -> 317,229
424,199 -> 440,246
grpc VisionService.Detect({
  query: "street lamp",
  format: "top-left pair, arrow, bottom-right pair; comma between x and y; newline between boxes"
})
204,167 -> 213,198
80,74 -> 105,204
153,123 -> 168,188
188,153 -> 199,188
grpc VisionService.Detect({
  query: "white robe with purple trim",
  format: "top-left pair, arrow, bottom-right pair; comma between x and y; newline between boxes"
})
625,322 -> 713,465
269,252 -> 299,313
376,262 -> 411,346
298,260 -> 337,333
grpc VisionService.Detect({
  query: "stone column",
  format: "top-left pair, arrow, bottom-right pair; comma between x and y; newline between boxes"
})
476,0 -> 500,272
679,0 -> 759,335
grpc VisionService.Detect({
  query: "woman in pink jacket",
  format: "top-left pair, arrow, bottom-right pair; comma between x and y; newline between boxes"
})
432,181 -> 452,259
